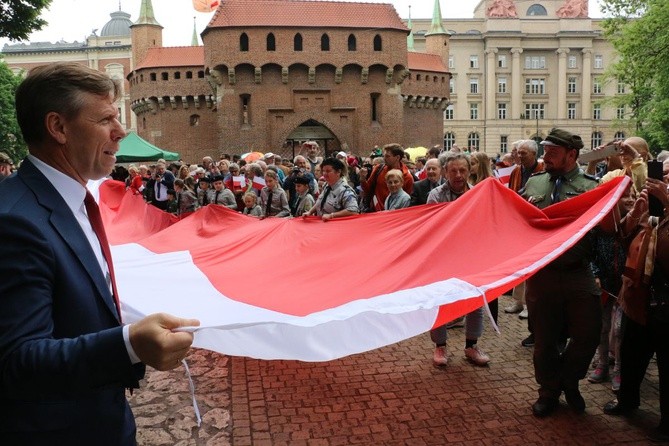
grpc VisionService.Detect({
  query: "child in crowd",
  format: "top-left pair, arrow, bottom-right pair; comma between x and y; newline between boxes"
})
258,170 -> 291,218
242,192 -> 262,217
166,189 -> 178,215
384,169 -> 411,210
293,176 -> 315,217
174,178 -> 198,217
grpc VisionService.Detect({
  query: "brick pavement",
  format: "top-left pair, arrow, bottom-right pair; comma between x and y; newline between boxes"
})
130,295 -> 660,445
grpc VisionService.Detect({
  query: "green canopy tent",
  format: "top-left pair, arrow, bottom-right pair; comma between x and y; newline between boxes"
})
116,132 -> 180,163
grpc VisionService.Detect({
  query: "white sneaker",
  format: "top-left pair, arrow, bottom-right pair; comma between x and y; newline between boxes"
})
464,346 -> 490,366
518,306 -> 529,319
504,302 -> 523,313
433,346 -> 448,367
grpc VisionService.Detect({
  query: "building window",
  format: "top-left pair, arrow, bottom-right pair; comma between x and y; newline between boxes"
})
468,132 -> 480,151
294,33 -> 303,51
267,33 -> 276,51
593,77 -> 602,94
614,131 -> 626,140
371,93 -> 380,122
568,55 -> 577,69
444,132 -> 456,150
198,71 -> 205,78
498,77 -> 507,93
591,131 -> 603,149
525,78 -> 546,95
617,105 -> 626,119
470,78 -> 479,94
593,103 -> 601,120
449,78 -> 455,94
470,103 -> 479,120
498,55 -> 507,68
240,33 -> 249,51
527,4 -> 548,15
348,34 -> 356,51
497,103 -> 507,120
373,34 -> 382,51
617,80 -> 626,94
525,103 -> 545,119
190,114 -> 200,127
150,73 -> 156,81
161,72 -> 168,80
241,95 -> 250,125
117,107 -> 124,124
594,54 -> 604,69
524,56 -> 546,69
444,104 -> 454,120
321,34 -> 330,51
568,76 -> 577,94
174,72 -> 181,80
567,103 -> 576,119
500,135 -> 508,153
448,56 -> 454,69
469,55 -> 479,69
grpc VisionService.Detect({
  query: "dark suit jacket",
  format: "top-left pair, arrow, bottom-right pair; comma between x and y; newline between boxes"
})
0,159 -> 144,445
410,178 -> 441,206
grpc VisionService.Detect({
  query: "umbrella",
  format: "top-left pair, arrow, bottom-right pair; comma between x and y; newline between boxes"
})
242,151 -> 264,162
405,146 -> 427,161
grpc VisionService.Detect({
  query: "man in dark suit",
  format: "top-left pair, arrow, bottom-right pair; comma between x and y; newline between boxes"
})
0,63 -> 199,445
410,158 -> 442,206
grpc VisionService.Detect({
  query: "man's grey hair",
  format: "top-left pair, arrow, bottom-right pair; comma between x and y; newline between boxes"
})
515,139 -> 538,154
438,151 -> 470,169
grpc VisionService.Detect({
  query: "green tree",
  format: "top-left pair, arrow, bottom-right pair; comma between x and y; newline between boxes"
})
601,0 -> 669,151
0,59 -> 26,161
0,0 -> 52,40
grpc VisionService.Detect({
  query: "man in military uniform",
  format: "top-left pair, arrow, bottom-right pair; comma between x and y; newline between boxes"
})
522,128 -> 601,417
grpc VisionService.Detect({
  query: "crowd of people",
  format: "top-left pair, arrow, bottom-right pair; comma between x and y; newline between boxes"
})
109,129 -> 669,441
4,59 -> 669,446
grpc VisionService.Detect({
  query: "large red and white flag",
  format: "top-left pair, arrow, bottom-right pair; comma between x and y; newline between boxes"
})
96,176 -> 629,362
495,165 -> 516,187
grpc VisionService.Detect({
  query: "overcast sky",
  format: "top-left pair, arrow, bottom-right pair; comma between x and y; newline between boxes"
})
1,0 -> 604,49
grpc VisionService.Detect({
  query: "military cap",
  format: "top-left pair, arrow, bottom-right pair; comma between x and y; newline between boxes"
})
540,128 -> 584,151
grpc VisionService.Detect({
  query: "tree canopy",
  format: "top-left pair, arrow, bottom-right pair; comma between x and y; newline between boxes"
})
0,0 -> 52,41
601,0 -> 669,151
0,59 -> 26,161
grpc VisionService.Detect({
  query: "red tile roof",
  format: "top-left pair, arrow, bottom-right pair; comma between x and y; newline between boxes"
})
134,46 -> 205,70
208,0 -> 408,31
407,52 -> 448,73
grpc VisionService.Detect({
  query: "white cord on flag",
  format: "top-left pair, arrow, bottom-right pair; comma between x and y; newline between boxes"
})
181,359 -> 202,427
476,287 -> 500,334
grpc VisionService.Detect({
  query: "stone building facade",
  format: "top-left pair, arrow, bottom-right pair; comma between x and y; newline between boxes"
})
1,9 -> 136,131
128,0 -> 450,161
409,0 -> 626,155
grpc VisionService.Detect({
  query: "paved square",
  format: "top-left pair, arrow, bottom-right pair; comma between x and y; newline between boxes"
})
130,296 -> 660,445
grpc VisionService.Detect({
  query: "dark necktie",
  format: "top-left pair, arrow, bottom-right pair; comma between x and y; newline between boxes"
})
84,192 -> 122,322
551,176 -> 564,204
215,191 -> 220,204
266,190 -> 273,216
202,190 -> 209,205
320,186 -> 331,213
